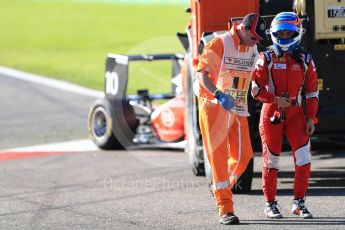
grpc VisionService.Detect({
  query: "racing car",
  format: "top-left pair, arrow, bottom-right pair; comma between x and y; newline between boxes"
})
87,53 -> 186,150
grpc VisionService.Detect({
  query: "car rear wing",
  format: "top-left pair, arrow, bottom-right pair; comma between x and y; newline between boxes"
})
104,53 -> 184,103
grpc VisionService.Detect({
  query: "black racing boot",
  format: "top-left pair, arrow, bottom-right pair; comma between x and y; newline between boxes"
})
219,212 -> 240,225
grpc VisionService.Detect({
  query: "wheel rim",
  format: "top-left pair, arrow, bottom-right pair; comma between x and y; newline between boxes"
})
91,107 -> 109,140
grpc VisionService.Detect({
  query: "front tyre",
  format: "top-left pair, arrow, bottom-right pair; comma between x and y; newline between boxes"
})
203,146 -> 212,186
232,158 -> 254,194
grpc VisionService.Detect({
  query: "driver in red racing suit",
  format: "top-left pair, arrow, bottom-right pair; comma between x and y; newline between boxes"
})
251,12 -> 319,219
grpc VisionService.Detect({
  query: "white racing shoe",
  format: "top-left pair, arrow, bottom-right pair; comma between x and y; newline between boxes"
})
292,198 -> 313,219
264,200 -> 283,219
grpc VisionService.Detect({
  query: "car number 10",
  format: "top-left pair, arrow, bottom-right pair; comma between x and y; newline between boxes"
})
105,71 -> 119,96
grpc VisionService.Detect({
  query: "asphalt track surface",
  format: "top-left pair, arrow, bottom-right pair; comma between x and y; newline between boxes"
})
0,74 -> 96,150
1,72 -> 345,229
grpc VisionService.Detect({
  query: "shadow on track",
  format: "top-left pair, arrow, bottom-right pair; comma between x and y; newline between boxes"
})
241,217 -> 345,225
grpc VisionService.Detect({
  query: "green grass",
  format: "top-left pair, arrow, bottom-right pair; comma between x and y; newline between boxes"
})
0,0 -> 188,93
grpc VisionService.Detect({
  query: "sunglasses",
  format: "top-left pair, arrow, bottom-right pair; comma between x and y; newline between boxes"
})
250,35 -> 260,41
246,28 -> 261,41
250,34 -> 261,41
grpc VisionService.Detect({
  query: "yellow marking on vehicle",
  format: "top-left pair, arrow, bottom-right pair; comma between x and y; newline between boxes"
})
334,44 -> 345,51
318,79 -> 323,91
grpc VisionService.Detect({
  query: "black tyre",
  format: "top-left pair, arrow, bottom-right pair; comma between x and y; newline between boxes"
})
88,99 -> 139,150
203,146 -> 254,194
203,146 -> 212,186
202,134 -> 255,194
247,95 -> 262,152
185,54 -> 205,176
232,158 -> 254,194
88,99 -> 119,149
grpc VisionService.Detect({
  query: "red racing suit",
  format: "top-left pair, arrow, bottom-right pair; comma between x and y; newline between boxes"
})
251,50 -> 319,201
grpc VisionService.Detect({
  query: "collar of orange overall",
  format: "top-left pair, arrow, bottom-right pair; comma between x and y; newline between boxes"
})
229,22 -> 250,52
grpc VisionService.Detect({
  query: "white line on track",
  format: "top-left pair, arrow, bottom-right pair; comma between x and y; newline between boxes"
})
0,66 -> 103,98
0,139 -> 99,153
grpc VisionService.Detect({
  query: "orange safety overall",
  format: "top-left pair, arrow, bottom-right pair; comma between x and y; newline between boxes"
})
196,23 -> 258,216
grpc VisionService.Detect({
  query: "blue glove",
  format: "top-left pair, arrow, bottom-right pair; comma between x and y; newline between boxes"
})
214,90 -> 235,111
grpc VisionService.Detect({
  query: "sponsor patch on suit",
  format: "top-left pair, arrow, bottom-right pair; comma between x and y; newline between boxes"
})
291,64 -> 301,70
274,63 -> 286,69
224,57 -> 255,71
